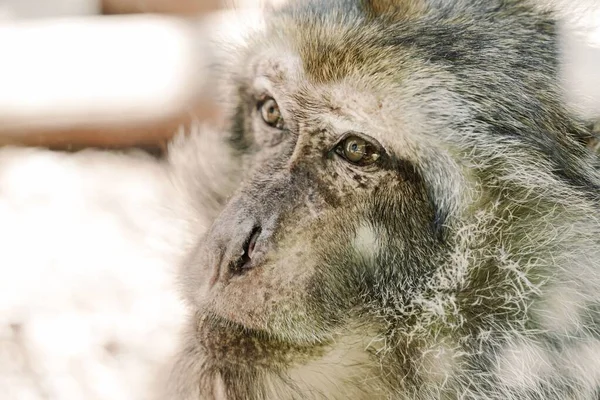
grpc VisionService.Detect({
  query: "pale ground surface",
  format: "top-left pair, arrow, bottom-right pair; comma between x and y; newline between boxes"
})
0,2 -> 599,400
0,147 -> 193,400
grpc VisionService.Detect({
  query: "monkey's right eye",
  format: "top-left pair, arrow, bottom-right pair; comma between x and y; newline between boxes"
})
258,97 -> 284,129
333,132 -> 382,167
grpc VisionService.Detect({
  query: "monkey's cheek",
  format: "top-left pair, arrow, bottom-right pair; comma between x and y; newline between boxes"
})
181,241 -> 225,308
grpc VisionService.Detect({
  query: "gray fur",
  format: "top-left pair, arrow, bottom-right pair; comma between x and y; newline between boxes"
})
161,1 -> 600,399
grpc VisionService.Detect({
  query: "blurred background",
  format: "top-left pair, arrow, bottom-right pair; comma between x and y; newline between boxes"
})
0,1 -> 598,400
0,0 -> 267,151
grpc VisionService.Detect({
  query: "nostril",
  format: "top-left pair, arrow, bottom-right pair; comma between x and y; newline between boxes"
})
246,226 -> 261,259
230,226 -> 262,274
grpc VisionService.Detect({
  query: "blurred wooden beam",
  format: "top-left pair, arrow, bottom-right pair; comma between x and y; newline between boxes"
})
0,100 -> 220,151
102,0 -> 220,15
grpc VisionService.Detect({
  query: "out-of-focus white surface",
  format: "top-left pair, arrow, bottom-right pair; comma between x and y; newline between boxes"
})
0,16 -> 201,132
0,147 -> 190,400
559,18 -> 600,120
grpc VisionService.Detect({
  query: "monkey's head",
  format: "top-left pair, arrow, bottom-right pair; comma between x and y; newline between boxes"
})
176,0 -> 600,396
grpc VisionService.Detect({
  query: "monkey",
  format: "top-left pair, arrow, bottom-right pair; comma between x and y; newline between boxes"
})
158,0 -> 600,399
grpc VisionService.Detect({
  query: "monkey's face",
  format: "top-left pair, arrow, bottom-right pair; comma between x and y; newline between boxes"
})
182,15 -> 447,362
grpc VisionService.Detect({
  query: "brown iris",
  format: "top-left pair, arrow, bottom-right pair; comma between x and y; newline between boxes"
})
259,97 -> 283,128
335,134 -> 381,166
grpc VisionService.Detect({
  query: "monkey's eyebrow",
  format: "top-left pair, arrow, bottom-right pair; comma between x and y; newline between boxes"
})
254,71 -> 285,89
253,53 -> 301,83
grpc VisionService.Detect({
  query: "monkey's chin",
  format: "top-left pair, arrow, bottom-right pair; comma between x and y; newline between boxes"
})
194,311 -> 336,372
196,275 -> 334,347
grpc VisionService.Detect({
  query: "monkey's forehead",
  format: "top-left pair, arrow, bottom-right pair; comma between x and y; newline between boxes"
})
241,14 -> 484,93
244,16 -> 415,86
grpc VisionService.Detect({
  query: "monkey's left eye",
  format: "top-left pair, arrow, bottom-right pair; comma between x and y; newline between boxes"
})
334,133 -> 382,166
258,97 -> 284,129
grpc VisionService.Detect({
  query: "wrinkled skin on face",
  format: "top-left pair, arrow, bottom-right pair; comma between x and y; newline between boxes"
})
166,1 -> 600,399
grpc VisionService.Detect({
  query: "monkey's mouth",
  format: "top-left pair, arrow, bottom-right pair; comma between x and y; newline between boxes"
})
230,226 -> 262,274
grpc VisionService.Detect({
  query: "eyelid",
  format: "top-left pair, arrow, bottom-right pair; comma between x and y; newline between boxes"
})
256,94 -> 272,108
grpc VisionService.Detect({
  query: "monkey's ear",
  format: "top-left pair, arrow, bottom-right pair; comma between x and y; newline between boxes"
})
362,0 -> 428,20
